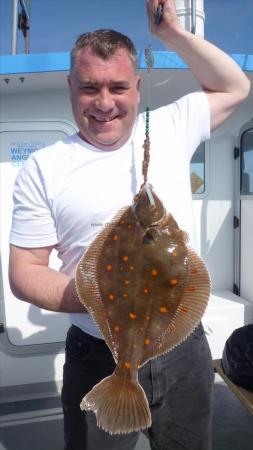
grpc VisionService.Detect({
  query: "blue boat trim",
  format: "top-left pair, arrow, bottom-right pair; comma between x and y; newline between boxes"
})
1,51 -> 253,74
0,52 -> 70,75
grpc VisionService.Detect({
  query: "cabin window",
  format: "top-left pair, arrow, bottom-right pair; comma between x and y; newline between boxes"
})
241,128 -> 253,195
190,142 -> 205,194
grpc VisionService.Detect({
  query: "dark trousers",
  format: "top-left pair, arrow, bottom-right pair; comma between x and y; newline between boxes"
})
61,324 -> 214,450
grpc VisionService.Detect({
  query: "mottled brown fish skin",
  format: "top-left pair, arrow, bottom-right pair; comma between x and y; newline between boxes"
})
97,186 -> 189,370
76,183 -> 211,434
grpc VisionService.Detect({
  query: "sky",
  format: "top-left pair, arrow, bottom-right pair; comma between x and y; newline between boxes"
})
0,0 -> 253,56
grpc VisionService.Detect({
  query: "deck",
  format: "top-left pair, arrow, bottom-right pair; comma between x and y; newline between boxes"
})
0,375 -> 253,450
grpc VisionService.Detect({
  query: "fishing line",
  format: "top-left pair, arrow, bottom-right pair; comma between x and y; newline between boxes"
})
142,3 -> 163,196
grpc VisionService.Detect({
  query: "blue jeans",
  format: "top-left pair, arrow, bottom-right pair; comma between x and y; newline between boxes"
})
62,324 -> 214,450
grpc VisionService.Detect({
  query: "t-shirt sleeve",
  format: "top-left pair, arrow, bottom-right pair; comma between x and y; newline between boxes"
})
173,91 -> 210,161
9,154 -> 58,248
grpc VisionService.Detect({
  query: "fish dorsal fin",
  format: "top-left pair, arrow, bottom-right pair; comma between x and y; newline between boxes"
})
139,247 -> 211,366
75,206 -> 129,361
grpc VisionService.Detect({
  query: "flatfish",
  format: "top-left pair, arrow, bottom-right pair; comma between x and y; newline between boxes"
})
75,137 -> 211,435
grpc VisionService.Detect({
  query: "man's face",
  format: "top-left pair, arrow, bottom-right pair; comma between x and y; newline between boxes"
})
68,47 -> 141,150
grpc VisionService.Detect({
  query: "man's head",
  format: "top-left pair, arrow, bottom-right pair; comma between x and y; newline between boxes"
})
68,29 -> 141,150
70,29 -> 138,74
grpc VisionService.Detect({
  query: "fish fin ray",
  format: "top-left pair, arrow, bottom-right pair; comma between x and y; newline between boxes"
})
139,247 -> 210,365
80,371 -> 151,434
75,206 -> 129,359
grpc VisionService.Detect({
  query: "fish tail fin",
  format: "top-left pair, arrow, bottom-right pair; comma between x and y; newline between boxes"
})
80,371 -> 151,434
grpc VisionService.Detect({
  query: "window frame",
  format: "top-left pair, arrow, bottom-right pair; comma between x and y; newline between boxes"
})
240,128 -> 253,196
190,140 -> 209,198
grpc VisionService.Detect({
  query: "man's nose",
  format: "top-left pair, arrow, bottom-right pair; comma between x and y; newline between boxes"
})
95,88 -> 114,111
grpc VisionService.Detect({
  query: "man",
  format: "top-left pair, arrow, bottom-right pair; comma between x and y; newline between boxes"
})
9,1 -> 250,449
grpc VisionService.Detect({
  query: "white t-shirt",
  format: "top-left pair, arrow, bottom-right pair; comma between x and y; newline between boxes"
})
10,91 -> 210,338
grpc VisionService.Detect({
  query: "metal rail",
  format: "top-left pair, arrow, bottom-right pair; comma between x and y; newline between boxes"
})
191,0 -> 196,34
11,0 -> 30,54
11,0 -> 19,54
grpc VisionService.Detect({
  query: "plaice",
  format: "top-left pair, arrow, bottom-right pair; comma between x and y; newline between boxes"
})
75,180 -> 211,435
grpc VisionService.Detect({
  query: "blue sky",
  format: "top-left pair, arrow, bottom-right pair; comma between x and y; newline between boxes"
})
0,0 -> 253,56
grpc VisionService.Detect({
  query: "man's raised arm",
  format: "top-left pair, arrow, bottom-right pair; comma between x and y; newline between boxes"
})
147,0 -> 250,130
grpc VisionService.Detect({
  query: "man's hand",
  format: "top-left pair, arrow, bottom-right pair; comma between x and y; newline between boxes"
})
146,0 -> 182,46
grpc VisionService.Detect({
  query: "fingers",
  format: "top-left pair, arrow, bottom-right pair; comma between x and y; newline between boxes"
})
146,0 -> 162,20
146,0 -> 180,41
155,4 -> 163,25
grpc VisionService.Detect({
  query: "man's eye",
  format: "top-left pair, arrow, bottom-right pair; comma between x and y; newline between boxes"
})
80,86 -> 97,93
113,86 -> 128,93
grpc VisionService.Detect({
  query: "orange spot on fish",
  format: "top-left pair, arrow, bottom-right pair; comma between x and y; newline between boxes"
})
113,234 -> 119,241
124,279 -> 130,285
188,286 -> 196,292
114,325 -> 120,332
160,306 -> 168,313
172,251 -> 178,257
139,327 -> 144,331
106,264 -> 112,271
169,279 -> 178,286
143,288 -> 149,294
123,293 -> 128,299
151,269 -> 158,276
130,265 -> 135,271
108,293 -> 115,301
145,315 -> 150,321
144,339 -> 151,346
124,362 -> 131,369
191,268 -> 198,274
122,255 -> 129,262
129,312 -> 137,319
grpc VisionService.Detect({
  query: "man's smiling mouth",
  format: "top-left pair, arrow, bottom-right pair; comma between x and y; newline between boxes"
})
91,115 -> 119,123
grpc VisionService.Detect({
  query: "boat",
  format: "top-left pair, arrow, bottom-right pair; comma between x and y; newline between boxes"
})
1,1 -> 253,449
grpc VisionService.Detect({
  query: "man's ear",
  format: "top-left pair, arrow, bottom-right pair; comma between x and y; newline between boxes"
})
67,75 -> 72,89
136,75 -> 141,104
137,75 -> 141,92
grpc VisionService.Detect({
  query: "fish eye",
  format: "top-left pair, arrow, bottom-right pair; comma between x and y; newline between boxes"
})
142,232 -> 154,245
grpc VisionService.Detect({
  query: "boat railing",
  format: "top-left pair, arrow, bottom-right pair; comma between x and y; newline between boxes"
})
191,0 -> 197,34
11,0 -> 30,55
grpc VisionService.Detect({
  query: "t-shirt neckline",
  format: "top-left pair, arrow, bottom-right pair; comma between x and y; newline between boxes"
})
72,119 -> 138,155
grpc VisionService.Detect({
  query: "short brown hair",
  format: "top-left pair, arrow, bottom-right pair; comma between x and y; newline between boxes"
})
70,29 -> 138,73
